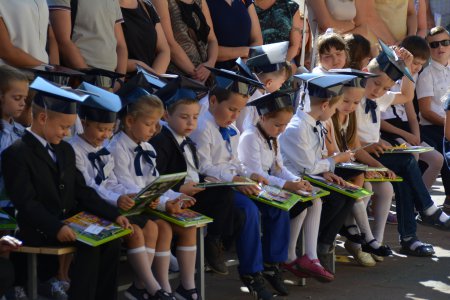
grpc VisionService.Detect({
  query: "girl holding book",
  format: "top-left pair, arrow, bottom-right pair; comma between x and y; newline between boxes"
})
108,92 -> 199,300
237,91 -> 333,283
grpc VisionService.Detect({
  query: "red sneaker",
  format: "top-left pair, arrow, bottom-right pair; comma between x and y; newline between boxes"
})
296,255 -> 335,282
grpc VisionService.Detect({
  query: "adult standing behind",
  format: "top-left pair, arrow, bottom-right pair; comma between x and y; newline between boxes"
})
207,0 -> 263,70
0,0 -> 59,67
426,0 -> 450,32
152,0 -> 218,83
47,0 -> 128,91
120,0 -> 170,75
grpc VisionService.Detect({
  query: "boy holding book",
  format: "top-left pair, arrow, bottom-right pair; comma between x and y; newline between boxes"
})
279,73 -> 357,274
150,76 -> 237,276
356,42 -> 450,255
1,77 -> 130,300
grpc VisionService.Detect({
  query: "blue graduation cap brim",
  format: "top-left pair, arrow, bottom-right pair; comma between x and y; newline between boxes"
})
207,66 -> 264,96
328,68 -> 378,88
247,91 -> 293,116
235,57 -> 257,80
77,82 -> 122,123
25,65 -> 85,86
30,77 -> 88,114
294,73 -> 357,99
79,67 -> 125,89
376,39 -> 414,82
247,41 -> 289,73
155,75 -> 209,107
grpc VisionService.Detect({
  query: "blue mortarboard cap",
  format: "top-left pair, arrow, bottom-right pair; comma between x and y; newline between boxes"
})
246,41 -> 289,73
295,73 -> 357,99
376,39 -> 414,82
26,64 -> 85,86
207,67 -> 264,96
77,82 -> 122,123
328,68 -> 378,88
30,77 -> 88,114
79,67 -> 125,89
155,75 -> 209,107
247,91 -> 294,116
235,57 -> 259,81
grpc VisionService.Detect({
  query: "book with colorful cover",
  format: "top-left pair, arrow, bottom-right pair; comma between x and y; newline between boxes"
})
64,212 -> 132,247
249,185 -> 330,211
304,175 -> 373,199
0,209 -> 16,230
336,162 -> 388,172
147,209 -> 213,227
364,176 -> 403,182
195,181 -> 256,188
121,172 -> 187,216
384,145 -> 434,154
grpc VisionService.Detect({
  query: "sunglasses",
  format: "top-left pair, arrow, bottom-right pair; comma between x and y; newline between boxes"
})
429,39 -> 450,49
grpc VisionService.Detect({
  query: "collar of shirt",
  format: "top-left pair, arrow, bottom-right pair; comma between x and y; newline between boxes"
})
430,59 -> 450,72
72,134 -> 103,154
27,128 -> 50,148
296,109 -> 318,129
164,124 -> 185,146
117,131 -> 140,152
2,119 -> 24,134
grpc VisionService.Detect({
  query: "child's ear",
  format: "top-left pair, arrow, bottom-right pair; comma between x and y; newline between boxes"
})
37,111 -> 47,125
321,101 -> 329,112
265,79 -> 273,88
163,110 -> 169,120
362,66 -> 369,72
209,95 -> 218,108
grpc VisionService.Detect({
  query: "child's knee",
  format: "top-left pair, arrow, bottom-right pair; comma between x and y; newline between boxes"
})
143,220 -> 158,239
177,226 -> 197,245
126,224 -> 145,247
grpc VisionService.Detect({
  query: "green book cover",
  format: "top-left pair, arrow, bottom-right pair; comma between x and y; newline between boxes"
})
304,175 -> 373,200
146,209 -> 213,228
0,209 -> 16,230
64,212 -> 132,247
195,181 -> 256,188
364,176 -> 403,182
336,162 -> 388,172
249,185 -> 330,211
384,146 -> 433,154
121,172 -> 187,217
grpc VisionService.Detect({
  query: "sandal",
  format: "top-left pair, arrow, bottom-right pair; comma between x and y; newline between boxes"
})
280,258 -> 309,278
417,208 -> 450,230
399,237 -> 435,257
339,225 -> 365,244
362,239 -> 393,257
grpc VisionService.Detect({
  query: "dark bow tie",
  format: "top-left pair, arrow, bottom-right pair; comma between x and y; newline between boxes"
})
365,99 -> 378,123
180,139 -> 196,152
13,126 -> 24,136
219,126 -> 237,142
134,145 -> 157,177
313,121 -> 328,150
87,148 -> 110,185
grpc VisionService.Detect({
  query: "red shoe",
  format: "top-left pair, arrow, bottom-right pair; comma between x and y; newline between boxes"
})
296,255 -> 335,282
280,258 -> 309,278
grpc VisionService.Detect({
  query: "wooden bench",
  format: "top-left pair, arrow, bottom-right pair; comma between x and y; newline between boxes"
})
13,246 -> 77,300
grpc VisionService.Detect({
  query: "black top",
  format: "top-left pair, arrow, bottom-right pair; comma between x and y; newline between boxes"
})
121,2 -> 160,71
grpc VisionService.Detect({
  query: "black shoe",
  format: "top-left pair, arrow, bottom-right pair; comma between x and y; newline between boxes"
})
263,264 -> 289,296
240,273 -> 274,300
124,283 -> 150,300
149,289 -> 176,300
417,208 -> 450,230
362,239 -> 393,257
339,225 -> 365,244
399,237 -> 435,257
38,278 -> 67,300
204,235 -> 228,275
174,285 -> 202,300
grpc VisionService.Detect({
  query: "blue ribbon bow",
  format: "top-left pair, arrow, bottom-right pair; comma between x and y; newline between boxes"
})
365,99 -> 378,123
87,148 -> 110,185
219,126 -> 237,142
134,145 -> 157,177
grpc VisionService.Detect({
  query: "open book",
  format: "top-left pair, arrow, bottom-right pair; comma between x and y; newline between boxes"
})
64,212 -> 132,247
0,209 -> 16,230
364,176 -> 403,182
121,172 -> 187,216
147,209 -> 213,228
195,176 -> 257,189
304,175 -> 373,199
336,162 -> 388,172
249,185 -> 330,211
384,145 -> 434,154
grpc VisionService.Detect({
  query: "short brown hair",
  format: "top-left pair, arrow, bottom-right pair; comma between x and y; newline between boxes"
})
344,34 -> 371,70
166,98 -> 200,115
400,35 -> 430,61
316,32 -> 349,64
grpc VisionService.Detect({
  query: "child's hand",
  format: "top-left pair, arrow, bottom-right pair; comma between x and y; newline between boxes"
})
250,173 -> 269,185
177,195 -> 196,208
149,198 -> 160,209
115,216 -> 132,231
284,180 -> 313,192
365,142 -> 388,157
394,46 -> 414,70
403,133 -> 420,146
365,171 -> 381,179
180,181 -> 205,196
382,169 -> 397,179
117,194 -> 135,211
0,235 -> 22,255
332,150 -> 354,163
233,176 -> 261,196
166,199 -> 184,214
323,172 -> 346,186
57,225 -> 77,243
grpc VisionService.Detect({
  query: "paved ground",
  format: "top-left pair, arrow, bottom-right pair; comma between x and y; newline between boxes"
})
119,180 -> 450,300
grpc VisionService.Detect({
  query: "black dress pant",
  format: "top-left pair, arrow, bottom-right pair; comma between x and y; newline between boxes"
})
0,257 -> 14,296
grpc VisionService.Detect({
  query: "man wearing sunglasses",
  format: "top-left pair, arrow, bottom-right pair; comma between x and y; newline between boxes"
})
416,26 -> 450,212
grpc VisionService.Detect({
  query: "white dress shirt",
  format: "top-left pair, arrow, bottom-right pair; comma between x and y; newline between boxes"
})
164,124 -> 200,183
236,89 -> 265,132
279,108 -> 334,175
69,134 -> 136,207
355,93 -> 395,143
107,131 -> 181,211
238,125 -> 298,188
190,110 -> 249,182
416,59 -> 450,125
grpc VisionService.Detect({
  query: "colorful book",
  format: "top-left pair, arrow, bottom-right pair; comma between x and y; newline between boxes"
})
64,212 -> 132,247
336,162 -> 388,172
384,146 -> 434,154
0,209 -> 16,230
121,172 -> 187,216
364,176 -> 403,182
147,209 -> 213,228
195,181 -> 256,188
304,175 -> 373,199
249,185 -> 330,211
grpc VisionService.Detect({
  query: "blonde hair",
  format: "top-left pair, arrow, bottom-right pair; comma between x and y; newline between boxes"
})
119,95 -> 164,133
310,94 -> 343,107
